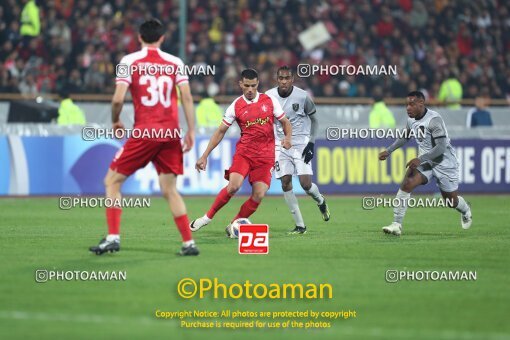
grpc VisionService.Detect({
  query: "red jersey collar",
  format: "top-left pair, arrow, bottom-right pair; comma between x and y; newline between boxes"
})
242,92 -> 260,104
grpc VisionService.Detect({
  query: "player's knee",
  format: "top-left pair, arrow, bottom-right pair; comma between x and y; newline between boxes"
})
252,191 -> 265,202
104,176 -> 116,188
160,185 -> 171,199
401,176 -> 416,191
163,187 -> 180,202
104,173 -> 124,188
300,181 -> 311,191
281,181 -> 293,192
227,183 -> 241,195
160,189 -> 170,201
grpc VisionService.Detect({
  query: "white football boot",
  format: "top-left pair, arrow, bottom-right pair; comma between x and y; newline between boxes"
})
190,215 -> 211,232
461,209 -> 472,230
382,222 -> 402,236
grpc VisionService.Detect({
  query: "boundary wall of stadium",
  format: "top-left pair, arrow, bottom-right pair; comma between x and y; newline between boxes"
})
1,100 -> 509,195
1,101 -> 509,139
1,135 -> 509,196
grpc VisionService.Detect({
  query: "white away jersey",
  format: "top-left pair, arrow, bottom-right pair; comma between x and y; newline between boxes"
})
266,86 -> 316,145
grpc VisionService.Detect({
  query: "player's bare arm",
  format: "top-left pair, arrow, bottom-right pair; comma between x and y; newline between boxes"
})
111,82 -> 129,133
178,83 -> 195,153
279,116 -> 292,150
195,123 -> 229,172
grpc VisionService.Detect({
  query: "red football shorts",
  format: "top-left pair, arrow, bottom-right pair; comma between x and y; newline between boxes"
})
110,138 -> 183,176
224,153 -> 274,187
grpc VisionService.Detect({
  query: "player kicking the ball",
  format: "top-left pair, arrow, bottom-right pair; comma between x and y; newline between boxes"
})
266,66 -> 330,234
190,68 -> 292,231
379,91 -> 472,236
89,19 -> 199,256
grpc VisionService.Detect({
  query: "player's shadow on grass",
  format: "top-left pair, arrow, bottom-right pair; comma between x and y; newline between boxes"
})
58,254 -> 168,268
409,231 -> 465,237
120,245 -> 180,255
378,231 -> 465,238
192,233 -> 234,244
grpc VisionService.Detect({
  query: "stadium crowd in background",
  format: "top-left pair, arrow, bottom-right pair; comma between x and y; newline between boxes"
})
0,0 -> 510,101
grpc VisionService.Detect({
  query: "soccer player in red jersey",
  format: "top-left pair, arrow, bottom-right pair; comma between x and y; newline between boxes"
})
190,69 -> 292,231
89,19 -> 199,256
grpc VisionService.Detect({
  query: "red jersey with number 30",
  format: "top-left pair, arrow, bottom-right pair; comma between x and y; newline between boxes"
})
222,92 -> 285,160
115,47 -> 188,133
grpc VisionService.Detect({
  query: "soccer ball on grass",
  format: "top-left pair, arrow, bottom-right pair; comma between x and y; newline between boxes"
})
225,218 -> 252,238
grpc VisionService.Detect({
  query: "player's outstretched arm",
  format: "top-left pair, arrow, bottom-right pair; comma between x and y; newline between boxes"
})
280,116 -> 292,150
111,83 -> 129,132
178,83 -> 195,153
379,127 -> 411,160
195,123 -> 229,172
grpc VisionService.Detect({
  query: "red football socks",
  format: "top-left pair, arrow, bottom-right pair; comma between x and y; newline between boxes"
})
106,207 -> 122,235
233,197 -> 260,220
174,214 -> 193,242
206,187 -> 233,219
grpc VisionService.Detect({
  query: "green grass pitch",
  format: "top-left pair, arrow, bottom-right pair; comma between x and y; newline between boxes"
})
1,195 -> 509,339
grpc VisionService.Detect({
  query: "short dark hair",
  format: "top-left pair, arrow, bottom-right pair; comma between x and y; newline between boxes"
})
241,68 -> 258,80
407,91 -> 425,101
139,19 -> 165,43
277,65 -> 293,76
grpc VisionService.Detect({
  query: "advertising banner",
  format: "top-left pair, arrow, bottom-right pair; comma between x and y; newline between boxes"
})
1,136 -> 509,195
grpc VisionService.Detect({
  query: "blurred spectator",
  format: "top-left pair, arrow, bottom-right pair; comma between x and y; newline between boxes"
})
84,63 -> 106,92
369,87 -> 396,129
66,69 -> 84,94
196,96 -> 222,129
438,71 -> 463,109
409,1 -> 428,28
0,64 -> 12,92
18,74 -> 38,96
20,0 -> 40,42
196,85 -> 222,129
0,0 -> 507,99
57,90 -> 86,125
466,95 -> 493,127
48,19 -> 72,56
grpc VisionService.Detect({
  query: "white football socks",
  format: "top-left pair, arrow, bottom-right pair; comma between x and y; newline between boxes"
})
455,196 -> 469,214
283,190 -> 305,227
306,183 -> 324,205
106,234 -> 120,242
393,189 -> 411,224
183,240 -> 195,247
